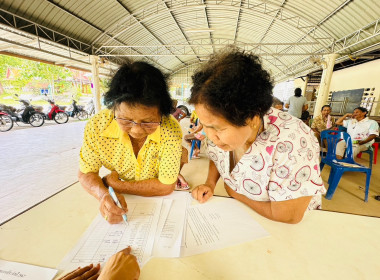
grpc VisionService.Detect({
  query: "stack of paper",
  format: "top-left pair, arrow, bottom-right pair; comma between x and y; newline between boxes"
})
58,192 -> 269,272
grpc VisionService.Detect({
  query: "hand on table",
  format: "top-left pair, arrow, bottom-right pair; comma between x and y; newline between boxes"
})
58,247 -> 140,280
98,246 -> 140,280
191,184 -> 214,203
58,264 -> 100,280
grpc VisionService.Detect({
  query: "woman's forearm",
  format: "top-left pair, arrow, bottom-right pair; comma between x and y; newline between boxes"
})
336,113 -> 350,126
113,178 -> 175,196
205,160 -> 221,189
78,171 -> 108,201
225,186 -> 311,224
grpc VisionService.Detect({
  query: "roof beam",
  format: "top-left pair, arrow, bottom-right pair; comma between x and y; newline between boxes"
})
43,0 -> 171,72
233,0 -> 243,43
96,1 -> 334,51
115,0 -> 187,65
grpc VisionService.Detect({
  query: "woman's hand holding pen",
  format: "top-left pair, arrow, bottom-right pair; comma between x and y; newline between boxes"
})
191,183 -> 214,203
101,171 -> 128,224
100,193 -> 128,224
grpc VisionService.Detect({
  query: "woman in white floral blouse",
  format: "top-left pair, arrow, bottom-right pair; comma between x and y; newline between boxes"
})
189,49 -> 326,224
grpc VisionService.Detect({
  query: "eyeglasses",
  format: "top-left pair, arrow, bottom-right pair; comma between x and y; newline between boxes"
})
114,114 -> 161,129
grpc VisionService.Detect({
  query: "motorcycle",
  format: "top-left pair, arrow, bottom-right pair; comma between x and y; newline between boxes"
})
44,100 -> 69,124
1,95 -> 45,127
0,110 -> 13,132
67,100 -> 89,120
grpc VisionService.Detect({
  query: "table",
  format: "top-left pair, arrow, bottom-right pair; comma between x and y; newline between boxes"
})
1,182 -> 380,280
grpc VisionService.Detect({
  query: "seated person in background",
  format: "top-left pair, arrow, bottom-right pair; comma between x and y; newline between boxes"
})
272,97 -> 284,111
311,105 -> 335,143
189,109 -> 199,129
190,48 -> 326,224
285,88 -> 308,119
171,99 -> 187,122
184,122 -> 205,159
170,99 -> 190,189
58,247 -> 140,280
335,107 -> 379,159
78,62 -> 183,224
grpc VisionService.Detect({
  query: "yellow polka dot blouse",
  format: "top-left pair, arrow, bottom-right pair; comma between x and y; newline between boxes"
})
80,109 -> 183,185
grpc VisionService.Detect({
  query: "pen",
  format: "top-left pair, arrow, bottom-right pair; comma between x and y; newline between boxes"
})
108,187 -> 129,225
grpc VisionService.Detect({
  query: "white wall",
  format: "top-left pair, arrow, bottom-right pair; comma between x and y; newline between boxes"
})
329,59 -> 380,116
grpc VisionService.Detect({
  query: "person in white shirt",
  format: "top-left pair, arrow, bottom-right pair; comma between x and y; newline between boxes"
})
285,88 -> 308,119
335,107 -> 379,159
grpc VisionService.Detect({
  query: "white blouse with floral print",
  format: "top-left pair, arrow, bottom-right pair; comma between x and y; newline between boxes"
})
206,107 -> 326,210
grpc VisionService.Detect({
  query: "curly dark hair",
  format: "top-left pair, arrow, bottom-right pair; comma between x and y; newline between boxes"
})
104,61 -> 172,116
189,48 -> 273,126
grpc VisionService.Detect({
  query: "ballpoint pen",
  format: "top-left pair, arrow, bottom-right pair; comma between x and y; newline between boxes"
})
108,186 -> 129,225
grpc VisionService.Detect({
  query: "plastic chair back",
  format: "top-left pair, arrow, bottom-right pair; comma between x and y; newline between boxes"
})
320,130 -> 355,163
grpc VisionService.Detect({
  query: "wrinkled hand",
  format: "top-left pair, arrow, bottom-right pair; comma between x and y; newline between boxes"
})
98,247 -> 140,280
191,184 -> 214,203
103,171 -> 121,187
58,264 -> 100,280
100,192 -> 128,224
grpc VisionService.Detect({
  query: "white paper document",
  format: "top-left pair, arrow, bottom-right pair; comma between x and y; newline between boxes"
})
58,197 -> 163,271
0,259 -> 57,280
59,193 -> 269,271
181,198 -> 270,256
152,192 -> 189,258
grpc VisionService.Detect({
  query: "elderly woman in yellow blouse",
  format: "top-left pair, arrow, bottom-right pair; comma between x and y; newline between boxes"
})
79,62 -> 183,224
311,105 -> 335,142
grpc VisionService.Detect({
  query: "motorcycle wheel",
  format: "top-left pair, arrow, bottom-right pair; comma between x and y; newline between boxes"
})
0,115 -> 13,132
54,112 -> 69,124
29,113 -> 44,127
77,110 -> 89,120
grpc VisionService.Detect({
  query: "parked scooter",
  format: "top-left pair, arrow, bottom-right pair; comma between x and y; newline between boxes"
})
1,95 -> 45,127
67,100 -> 89,120
43,100 -> 69,124
0,109 -> 13,132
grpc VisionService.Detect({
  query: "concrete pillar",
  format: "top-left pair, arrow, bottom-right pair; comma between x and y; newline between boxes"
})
90,55 -> 101,113
302,75 -> 308,99
313,53 -> 339,117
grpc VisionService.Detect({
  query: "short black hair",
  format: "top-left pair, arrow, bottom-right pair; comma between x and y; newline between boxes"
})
321,105 -> 331,111
189,48 -> 273,126
104,62 -> 172,116
294,88 -> 302,97
354,106 -> 368,116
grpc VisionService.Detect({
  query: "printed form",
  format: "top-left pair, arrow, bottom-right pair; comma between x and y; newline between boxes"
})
59,197 -> 163,271
181,197 -> 270,257
59,193 -> 269,272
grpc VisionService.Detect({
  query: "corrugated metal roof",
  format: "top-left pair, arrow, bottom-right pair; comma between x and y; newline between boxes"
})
0,0 -> 379,82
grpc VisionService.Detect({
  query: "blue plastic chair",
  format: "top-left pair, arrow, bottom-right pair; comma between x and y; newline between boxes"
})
357,146 -> 374,170
320,130 -> 372,202
189,139 -> 201,160
339,125 -> 374,169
